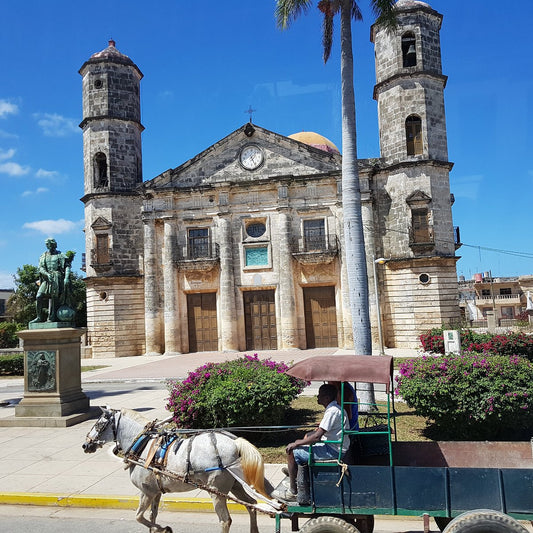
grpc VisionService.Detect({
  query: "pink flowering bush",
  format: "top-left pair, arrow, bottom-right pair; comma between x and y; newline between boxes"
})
420,328 -> 533,360
166,354 -> 307,429
396,353 -> 533,440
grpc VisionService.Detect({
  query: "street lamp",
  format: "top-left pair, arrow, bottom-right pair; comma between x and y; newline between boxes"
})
372,256 -> 388,356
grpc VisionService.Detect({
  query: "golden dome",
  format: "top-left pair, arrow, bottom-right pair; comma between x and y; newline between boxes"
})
288,131 -> 340,154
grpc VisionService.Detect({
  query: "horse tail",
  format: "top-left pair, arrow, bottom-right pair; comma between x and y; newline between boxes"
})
234,437 -> 274,499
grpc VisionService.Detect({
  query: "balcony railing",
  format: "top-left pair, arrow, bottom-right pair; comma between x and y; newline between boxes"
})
291,234 -> 338,264
176,242 -> 220,271
475,293 -> 522,304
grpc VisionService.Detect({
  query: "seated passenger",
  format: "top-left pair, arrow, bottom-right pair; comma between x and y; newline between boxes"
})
273,383 -> 349,502
329,381 -> 359,430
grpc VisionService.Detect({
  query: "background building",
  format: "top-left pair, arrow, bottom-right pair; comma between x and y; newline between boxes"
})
81,0 -> 461,357
459,274 -> 533,328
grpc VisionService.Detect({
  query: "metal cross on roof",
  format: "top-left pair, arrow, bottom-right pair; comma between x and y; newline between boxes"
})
244,105 -> 256,123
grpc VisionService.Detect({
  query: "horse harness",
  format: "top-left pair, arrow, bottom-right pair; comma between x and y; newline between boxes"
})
89,412 -> 283,516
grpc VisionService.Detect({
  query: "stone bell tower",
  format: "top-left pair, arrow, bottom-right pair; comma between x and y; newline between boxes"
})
369,0 -> 460,348
79,40 -> 145,358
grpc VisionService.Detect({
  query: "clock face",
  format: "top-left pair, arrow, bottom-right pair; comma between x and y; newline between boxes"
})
240,145 -> 264,170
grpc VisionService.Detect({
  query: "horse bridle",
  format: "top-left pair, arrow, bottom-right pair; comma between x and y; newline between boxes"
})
83,409 -> 121,452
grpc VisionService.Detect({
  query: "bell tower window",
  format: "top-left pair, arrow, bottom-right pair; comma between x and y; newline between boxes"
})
405,115 -> 423,156
402,32 -> 417,67
95,234 -> 110,265
94,152 -> 108,188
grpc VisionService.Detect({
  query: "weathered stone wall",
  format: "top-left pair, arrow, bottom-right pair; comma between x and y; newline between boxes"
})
81,63 -> 141,124
85,276 -> 145,357
381,257 -> 459,348
84,195 -> 143,277
373,4 -> 447,164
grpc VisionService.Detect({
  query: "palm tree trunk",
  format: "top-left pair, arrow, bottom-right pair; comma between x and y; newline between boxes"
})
339,1 -> 375,408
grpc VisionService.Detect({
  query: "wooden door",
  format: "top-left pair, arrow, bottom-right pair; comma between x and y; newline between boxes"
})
187,293 -> 218,352
243,290 -> 277,351
303,286 -> 338,348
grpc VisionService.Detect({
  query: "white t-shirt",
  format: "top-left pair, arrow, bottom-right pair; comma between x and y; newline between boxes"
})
319,401 -> 350,453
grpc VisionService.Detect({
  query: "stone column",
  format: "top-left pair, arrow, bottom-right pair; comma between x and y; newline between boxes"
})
144,218 -> 163,355
218,216 -> 238,351
278,211 -> 298,348
163,219 -> 181,354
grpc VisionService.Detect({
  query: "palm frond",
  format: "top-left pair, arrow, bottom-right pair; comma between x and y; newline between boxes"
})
322,11 -> 334,63
371,0 -> 397,30
275,0 -> 314,29
351,1 -> 363,22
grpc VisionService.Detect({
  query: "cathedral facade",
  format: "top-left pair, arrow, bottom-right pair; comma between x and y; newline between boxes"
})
80,0 -> 460,358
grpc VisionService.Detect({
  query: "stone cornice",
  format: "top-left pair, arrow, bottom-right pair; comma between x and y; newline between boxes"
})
373,72 -> 448,100
79,115 -> 144,131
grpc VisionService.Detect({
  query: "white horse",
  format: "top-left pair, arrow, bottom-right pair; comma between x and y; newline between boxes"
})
83,408 -> 277,533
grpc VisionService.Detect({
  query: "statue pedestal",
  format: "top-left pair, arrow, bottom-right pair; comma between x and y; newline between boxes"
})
0,328 -> 95,427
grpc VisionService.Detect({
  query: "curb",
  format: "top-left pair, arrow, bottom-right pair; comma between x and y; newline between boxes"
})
0,492 -> 247,513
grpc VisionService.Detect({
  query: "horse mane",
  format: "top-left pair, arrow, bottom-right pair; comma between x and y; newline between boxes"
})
121,408 -> 150,425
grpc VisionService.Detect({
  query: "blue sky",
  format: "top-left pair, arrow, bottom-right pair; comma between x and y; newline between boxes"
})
0,0 -> 532,289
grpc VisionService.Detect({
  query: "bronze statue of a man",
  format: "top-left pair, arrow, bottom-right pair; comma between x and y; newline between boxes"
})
30,238 -> 75,323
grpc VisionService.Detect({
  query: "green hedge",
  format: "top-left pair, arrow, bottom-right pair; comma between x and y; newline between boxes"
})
0,353 -> 24,375
0,322 -> 20,349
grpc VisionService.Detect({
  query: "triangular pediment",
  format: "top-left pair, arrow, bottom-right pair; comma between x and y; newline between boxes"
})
144,123 -> 342,191
91,216 -> 112,230
406,190 -> 432,206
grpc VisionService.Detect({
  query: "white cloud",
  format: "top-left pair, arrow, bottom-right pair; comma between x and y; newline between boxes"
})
22,187 -> 49,197
0,161 -> 30,176
0,100 -> 19,119
36,168 -> 59,179
451,174 -> 483,200
0,148 -> 15,161
34,113 -> 79,137
23,218 -> 83,235
0,271 -> 15,289
0,130 -> 19,139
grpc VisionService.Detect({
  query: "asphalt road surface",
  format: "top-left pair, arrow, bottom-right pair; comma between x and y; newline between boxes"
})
0,505 -> 433,533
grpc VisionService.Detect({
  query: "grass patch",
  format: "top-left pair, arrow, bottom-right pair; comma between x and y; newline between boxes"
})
0,363 -> 111,378
81,365 -> 110,372
251,395 -> 429,463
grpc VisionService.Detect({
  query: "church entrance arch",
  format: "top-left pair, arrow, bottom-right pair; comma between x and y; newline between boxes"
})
187,293 -> 218,352
303,286 -> 338,348
243,290 -> 277,351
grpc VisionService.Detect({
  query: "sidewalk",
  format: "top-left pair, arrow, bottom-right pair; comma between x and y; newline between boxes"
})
0,347 -> 416,512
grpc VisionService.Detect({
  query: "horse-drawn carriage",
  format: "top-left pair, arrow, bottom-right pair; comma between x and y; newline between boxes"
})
83,355 -> 533,533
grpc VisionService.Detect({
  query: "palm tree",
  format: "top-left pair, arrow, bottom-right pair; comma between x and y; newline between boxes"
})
276,0 -> 396,407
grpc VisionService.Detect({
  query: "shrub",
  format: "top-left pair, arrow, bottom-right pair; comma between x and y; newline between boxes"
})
0,322 -> 20,349
166,354 -> 307,429
420,328 -> 533,360
396,353 -> 533,440
0,353 -> 24,375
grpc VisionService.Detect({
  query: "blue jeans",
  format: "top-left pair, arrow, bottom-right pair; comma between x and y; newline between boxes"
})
293,443 -> 338,465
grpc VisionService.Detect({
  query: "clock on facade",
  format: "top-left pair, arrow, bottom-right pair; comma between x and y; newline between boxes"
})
239,145 -> 264,170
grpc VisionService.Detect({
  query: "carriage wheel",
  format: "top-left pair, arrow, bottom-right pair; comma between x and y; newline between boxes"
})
345,515 -> 374,533
299,516 -> 360,533
434,516 -> 452,531
442,510 -> 528,533
355,515 -> 374,533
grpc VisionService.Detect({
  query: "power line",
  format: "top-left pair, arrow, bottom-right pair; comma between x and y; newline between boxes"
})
362,223 -> 533,261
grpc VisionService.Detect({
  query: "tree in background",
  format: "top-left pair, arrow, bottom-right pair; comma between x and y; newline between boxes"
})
7,264 -> 86,327
276,0 -> 396,406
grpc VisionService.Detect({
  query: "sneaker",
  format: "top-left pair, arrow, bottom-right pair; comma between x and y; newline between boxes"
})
271,487 -> 297,503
